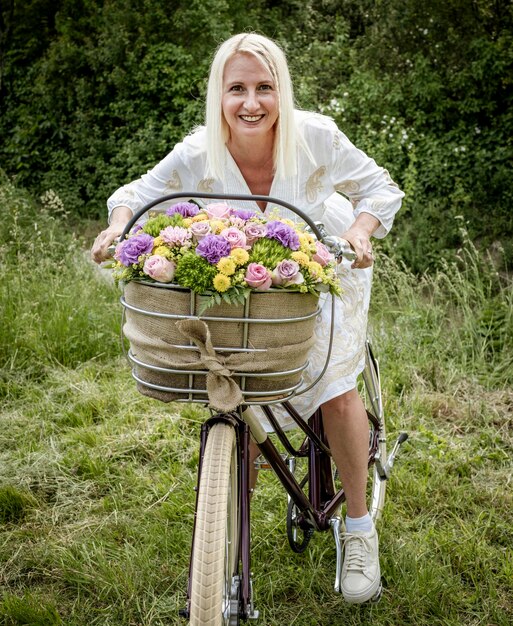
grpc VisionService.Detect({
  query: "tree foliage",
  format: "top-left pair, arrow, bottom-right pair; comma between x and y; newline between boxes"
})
1,0 -> 512,270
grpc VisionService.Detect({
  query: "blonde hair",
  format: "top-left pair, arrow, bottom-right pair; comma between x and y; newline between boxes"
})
205,33 -> 297,182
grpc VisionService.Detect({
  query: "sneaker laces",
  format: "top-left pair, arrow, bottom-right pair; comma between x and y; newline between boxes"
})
342,533 -> 372,572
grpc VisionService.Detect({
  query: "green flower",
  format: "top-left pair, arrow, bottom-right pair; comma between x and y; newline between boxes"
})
112,263 -> 142,286
174,252 -> 217,293
248,237 -> 292,268
142,213 -> 182,236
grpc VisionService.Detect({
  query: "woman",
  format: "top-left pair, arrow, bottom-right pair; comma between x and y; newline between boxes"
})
91,33 -> 404,604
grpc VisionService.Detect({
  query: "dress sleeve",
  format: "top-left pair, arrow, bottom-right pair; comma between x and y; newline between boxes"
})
329,126 -> 404,238
106,134 -> 203,223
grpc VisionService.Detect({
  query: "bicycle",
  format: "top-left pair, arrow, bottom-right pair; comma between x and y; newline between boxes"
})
117,192 -> 408,625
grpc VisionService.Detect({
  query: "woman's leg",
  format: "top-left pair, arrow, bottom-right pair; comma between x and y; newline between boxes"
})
321,388 -> 369,518
321,388 -> 381,604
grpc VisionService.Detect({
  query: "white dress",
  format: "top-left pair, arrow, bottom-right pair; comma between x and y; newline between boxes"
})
108,111 -> 404,430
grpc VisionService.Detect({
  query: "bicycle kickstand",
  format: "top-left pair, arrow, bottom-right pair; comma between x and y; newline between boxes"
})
375,432 -> 409,481
330,516 -> 343,593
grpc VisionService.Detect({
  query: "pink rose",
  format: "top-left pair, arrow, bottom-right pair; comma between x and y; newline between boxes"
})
271,259 -> 304,286
243,222 -> 267,244
161,226 -> 192,247
205,202 -> 231,219
313,241 -> 333,267
190,221 -> 211,241
220,226 -> 248,249
143,255 -> 176,282
245,263 -> 272,290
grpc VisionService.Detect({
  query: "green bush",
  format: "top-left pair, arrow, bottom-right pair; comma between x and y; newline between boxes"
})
1,0 -> 511,269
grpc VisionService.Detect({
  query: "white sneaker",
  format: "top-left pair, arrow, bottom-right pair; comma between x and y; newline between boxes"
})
340,527 -> 381,604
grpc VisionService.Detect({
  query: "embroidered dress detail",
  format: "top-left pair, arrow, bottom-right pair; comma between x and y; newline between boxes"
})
166,170 -> 182,191
306,166 -> 327,203
335,180 -> 361,194
197,178 -> 215,192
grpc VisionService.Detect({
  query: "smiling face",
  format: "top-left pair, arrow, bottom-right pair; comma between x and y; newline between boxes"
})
221,52 -> 279,145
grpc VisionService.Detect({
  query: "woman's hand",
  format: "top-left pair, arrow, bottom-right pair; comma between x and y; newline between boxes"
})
90,223 -> 126,264
90,206 -> 133,264
341,213 -> 380,269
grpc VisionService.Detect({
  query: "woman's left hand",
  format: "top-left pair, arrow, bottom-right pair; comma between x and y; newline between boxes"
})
341,214 -> 380,269
342,228 -> 374,269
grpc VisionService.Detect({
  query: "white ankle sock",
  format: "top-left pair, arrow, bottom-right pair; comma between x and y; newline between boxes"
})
345,513 -> 373,533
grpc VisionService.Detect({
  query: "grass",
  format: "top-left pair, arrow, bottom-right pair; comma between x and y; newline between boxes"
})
1,178 -> 512,625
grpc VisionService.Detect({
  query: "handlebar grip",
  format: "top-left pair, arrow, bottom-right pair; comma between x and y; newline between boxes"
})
311,222 -> 357,263
324,236 -> 357,263
106,238 -> 120,259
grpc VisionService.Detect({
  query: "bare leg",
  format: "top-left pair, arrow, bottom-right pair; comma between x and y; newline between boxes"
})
321,388 -> 369,518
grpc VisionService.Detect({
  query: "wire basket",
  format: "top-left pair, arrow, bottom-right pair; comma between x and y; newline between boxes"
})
122,280 -> 320,406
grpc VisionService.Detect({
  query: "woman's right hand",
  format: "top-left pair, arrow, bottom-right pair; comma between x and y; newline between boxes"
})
90,223 -> 126,264
91,206 -> 133,264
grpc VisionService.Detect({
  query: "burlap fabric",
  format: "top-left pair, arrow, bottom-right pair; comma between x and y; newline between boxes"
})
123,282 -> 319,411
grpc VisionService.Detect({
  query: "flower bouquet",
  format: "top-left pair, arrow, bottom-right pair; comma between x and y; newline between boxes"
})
111,201 -> 341,312
111,201 -> 342,409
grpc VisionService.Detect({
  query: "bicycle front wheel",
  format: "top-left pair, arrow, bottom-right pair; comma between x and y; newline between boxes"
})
190,422 -> 240,626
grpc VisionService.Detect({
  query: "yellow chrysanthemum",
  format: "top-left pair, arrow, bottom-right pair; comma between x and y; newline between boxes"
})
213,273 -> 231,292
230,248 -> 250,265
153,245 -> 172,258
300,241 -> 316,255
291,251 -> 310,266
299,232 -> 315,244
210,219 -> 225,234
153,236 -> 164,247
191,213 -> 209,222
307,261 -> 324,277
279,218 -> 296,227
217,257 -> 236,276
182,218 -> 193,228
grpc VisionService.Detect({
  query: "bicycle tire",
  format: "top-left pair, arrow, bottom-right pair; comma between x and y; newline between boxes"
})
190,422 -> 240,626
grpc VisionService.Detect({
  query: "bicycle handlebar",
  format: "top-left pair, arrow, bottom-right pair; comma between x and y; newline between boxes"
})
120,192 -> 323,240
116,191 -> 357,262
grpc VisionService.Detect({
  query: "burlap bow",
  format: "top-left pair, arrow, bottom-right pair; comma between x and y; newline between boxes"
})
175,319 -> 244,411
